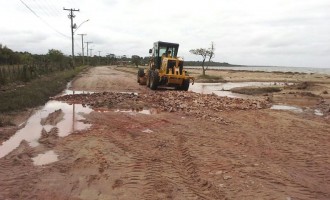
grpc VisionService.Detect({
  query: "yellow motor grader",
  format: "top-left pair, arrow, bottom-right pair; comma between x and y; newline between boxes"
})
137,41 -> 194,91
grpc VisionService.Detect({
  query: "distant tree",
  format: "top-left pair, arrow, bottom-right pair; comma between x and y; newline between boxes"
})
207,42 -> 215,65
189,42 -> 215,76
189,48 -> 208,75
47,49 -> 64,63
142,56 -> 150,65
121,55 -> 128,61
131,55 -> 142,67
107,54 -> 117,65
19,52 -> 33,64
0,44 -> 19,65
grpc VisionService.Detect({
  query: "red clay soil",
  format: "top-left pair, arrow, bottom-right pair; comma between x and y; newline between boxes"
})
0,66 -> 329,200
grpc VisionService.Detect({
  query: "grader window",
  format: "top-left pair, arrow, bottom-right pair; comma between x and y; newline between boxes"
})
159,47 -> 167,57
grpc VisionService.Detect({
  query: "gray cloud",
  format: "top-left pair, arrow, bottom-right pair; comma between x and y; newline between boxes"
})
0,0 -> 329,68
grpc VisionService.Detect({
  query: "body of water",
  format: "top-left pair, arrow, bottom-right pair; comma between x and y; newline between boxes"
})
186,66 -> 330,75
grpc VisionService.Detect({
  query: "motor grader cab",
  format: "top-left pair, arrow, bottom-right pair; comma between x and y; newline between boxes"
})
137,41 -> 194,90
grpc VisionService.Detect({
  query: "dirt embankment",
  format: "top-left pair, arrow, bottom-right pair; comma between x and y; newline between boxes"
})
0,66 -> 329,200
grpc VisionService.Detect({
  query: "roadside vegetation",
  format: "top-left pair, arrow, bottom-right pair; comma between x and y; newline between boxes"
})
0,44 -> 87,118
0,66 -> 85,113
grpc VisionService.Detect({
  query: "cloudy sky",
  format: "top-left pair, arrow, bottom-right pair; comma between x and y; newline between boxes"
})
1,0 -> 329,68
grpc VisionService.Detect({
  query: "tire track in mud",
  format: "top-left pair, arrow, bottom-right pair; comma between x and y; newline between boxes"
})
240,117 -> 329,199
141,138 -> 201,200
103,112 -> 225,199
175,135 -> 224,199
173,112 -> 330,200
257,118 -> 330,200
105,134 -> 145,193
0,146 -> 40,199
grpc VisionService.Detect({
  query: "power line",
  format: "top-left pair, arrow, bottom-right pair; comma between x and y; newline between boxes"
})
37,0 -> 59,16
46,0 -> 63,16
28,0 -> 51,17
19,0 -> 70,39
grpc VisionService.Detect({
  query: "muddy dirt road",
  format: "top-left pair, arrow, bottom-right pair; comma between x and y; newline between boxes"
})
0,66 -> 329,200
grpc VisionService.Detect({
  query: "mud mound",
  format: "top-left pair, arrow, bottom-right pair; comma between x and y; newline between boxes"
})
55,91 -> 269,110
144,91 -> 270,123
5,140 -> 34,166
38,127 -> 59,148
54,92 -> 143,109
54,91 -> 270,124
0,127 -> 18,144
40,109 -> 64,126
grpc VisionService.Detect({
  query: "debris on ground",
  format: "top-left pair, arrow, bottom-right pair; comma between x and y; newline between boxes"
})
54,91 -> 271,124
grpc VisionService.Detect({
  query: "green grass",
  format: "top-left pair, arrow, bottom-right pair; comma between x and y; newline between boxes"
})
231,86 -> 281,95
0,66 -> 86,113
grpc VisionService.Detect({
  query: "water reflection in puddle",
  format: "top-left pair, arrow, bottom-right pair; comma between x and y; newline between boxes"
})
32,150 -> 59,166
189,82 -> 288,98
270,105 -> 325,116
0,101 -> 92,158
270,105 -> 303,113
61,81 -> 94,96
115,109 -> 158,115
142,129 -> 154,133
314,109 -> 324,116
62,89 -> 94,96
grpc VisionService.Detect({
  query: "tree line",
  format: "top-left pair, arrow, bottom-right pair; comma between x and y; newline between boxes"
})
184,61 -> 231,67
0,44 -> 72,85
0,44 -> 152,85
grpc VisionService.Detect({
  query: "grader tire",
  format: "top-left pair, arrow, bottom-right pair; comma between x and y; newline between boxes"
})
137,68 -> 145,84
182,79 -> 190,91
146,71 -> 151,87
150,71 -> 159,90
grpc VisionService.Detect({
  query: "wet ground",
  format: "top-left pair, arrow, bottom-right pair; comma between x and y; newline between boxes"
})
0,66 -> 329,200
32,150 -> 58,166
189,82 -> 289,98
0,100 -> 92,158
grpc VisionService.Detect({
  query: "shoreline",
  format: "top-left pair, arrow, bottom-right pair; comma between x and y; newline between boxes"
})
185,65 -> 330,75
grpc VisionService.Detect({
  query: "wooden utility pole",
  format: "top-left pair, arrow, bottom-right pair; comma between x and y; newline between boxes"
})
90,49 -> 94,57
78,34 -> 87,65
98,51 -> 101,65
90,48 -> 94,65
84,41 -> 92,65
63,8 -> 80,67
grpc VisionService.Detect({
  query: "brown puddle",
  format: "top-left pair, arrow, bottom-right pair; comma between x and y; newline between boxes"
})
271,105 -> 325,116
0,100 -> 92,158
270,105 -> 304,113
32,150 -> 59,166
